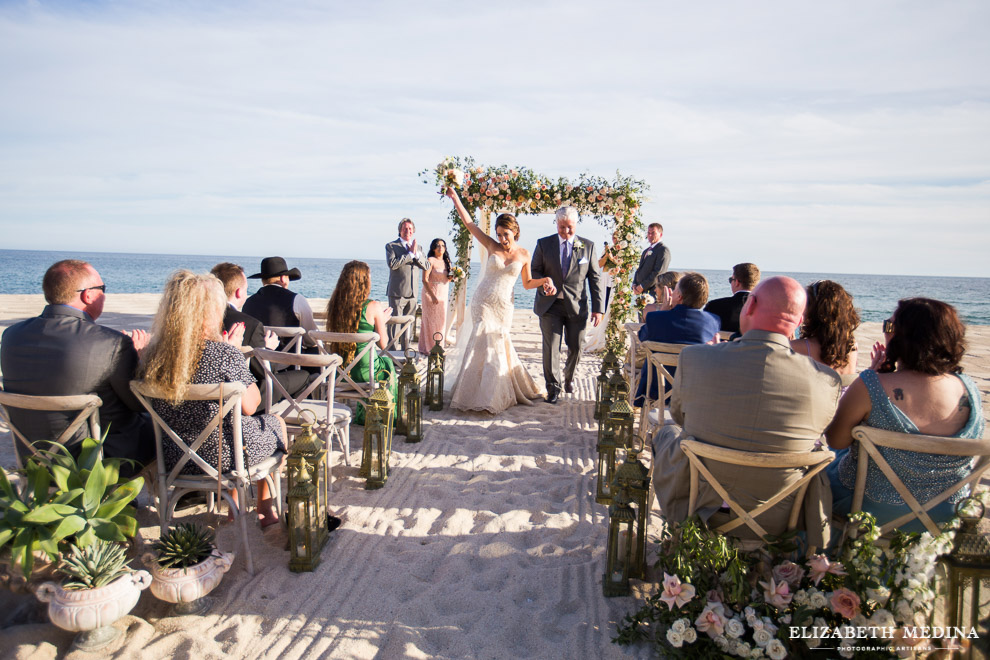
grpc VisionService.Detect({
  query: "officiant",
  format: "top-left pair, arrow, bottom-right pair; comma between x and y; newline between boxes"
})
385,218 -> 429,350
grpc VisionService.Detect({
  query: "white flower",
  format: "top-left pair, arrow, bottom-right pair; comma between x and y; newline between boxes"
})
752,628 -> 773,647
714,635 -> 730,651
665,629 -> 684,648
744,606 -> 756,618
733,640 -> 752,656
725,618 -> 745,638
793,589 -> 809,606
682,627 -> 697,643
871,608 -> 896,630
670,619 -> 687,634
765,639 -> 787,660
866,586 -> 891,606
809,592 -> 828,609
748,648 -> 764,659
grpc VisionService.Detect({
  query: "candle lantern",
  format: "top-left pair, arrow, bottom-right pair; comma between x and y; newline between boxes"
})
286,411 -> 329,548
395,349 -> 419,436
595,415 -> 618,505
602,487 -> 637,597
595,350 -> 619,421
425,333 -> 445,411
941,497 -> 990,646
404,369 -> 423,443
614,449 -> 650,580
288,461 -> 323,572
608,383 -> 636,452
361,381 -> 394,489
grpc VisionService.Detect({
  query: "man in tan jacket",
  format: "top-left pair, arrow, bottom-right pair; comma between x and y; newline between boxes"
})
652,276 -> 841,550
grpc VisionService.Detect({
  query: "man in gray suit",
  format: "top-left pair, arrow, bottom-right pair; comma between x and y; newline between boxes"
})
632,222 -> 671,294
652,276 -> 841,549
0,260 -> 154,474
385,218 -> 428,350
531,207 -> 605,404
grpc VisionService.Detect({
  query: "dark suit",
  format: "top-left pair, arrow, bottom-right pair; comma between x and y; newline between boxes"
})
704,291 -> 750,335
222,305 -> 309,405
0,305 -> 153,470
531,235 -> 604,394
634,305 -> 720,405
632,242 -> 671,292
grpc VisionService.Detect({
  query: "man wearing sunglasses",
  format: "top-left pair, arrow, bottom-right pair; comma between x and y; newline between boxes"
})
1,259 -> 154,474
704,262 -> 760,336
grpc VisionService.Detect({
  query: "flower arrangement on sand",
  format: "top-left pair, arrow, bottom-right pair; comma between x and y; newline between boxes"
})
421,156 -> 649,357
613,501 -> 985,659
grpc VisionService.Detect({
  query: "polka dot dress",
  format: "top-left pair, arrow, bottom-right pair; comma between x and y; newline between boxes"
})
153,341 -> 285,476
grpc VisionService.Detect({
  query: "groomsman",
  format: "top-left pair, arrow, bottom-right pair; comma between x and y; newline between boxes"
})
385,218 -> 428,350
632,223 -> 671,294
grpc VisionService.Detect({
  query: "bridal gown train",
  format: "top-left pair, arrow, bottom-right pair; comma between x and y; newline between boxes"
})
449,253 -> 545,414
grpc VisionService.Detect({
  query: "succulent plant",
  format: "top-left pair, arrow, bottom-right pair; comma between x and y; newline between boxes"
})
151,523 -> 216,569
59,540 -> 132,590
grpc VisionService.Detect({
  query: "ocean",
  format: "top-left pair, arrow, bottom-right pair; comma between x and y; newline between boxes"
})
2,249 -> 988,325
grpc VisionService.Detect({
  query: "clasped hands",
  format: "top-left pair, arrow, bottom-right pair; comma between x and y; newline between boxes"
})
541,279 -> 557,296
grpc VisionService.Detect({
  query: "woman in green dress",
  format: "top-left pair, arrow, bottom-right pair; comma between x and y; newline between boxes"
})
325,260 -> 396,423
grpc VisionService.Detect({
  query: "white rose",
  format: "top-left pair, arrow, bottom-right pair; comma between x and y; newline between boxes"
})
793,590 -> 809,606
666,629 -> 684,648
715,635 -> 730,651
810,592 -> 828,609
682,627 -> 697,643
752,628 -> 773,647
670,619 -> 687,634
748,648 -> 764,659
725,618 -> 745,638
766,639 -> 787,660
871,608 -> 895,630
733,640 -> 752,656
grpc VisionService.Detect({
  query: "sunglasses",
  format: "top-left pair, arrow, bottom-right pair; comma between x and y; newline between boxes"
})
77,284 -> 107,293
883,318 -> 895,334
728,276 -> 736,284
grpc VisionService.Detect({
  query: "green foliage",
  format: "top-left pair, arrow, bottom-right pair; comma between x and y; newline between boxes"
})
59,539 -> 131,590
0,437 -> 144,579
151,523 -> 217,569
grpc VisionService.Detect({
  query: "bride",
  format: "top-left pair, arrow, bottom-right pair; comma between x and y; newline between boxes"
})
445,188 -> 552,414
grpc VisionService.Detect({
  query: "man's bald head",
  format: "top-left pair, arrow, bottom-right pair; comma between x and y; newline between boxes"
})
739,276 -> 806,337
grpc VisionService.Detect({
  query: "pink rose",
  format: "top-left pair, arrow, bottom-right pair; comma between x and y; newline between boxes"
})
659,573 -> 696,611
829,588 -> 861,620
694,602 -> 726,638
760,578 -> 793,609
772,560 -> 806,589
807,554 -> 847,585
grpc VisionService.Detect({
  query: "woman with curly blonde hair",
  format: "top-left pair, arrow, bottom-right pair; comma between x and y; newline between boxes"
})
325,260 -> 396,423
139,270 -> 285,527
791,279 -> 860,375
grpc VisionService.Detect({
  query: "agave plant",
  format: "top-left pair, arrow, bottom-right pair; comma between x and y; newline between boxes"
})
151,524 -> 217,569
59,540 -> 132,590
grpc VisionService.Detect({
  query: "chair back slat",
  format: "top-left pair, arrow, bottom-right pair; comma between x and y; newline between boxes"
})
0,392 -> 103,467
309,331 -> 380,399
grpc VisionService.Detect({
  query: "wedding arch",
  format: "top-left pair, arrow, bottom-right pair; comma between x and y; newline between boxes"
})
421,157 -> 650,356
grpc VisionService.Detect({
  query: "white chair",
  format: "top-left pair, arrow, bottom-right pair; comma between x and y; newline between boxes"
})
309,331 -> 381,404
383,315 -> 415,365
636,342 -> 685,443
253,348 -> 351,476
846,426 -> 990,537
0,391 -> 102,468
129,380 -> 282,576
717,330 -> 734,342
263,326 -> 307,359
623,322 -> 645,402
681,437 -> 835,550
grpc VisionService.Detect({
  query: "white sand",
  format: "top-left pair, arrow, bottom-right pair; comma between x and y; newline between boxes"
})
0,294 -> 987,659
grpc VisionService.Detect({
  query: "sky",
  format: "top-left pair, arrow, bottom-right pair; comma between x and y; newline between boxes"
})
1,0 -> 988,277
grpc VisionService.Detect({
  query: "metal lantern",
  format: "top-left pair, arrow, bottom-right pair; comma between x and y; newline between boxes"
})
361,382 -> 394,490
404,370 -> 423,443
595,414 -> 618,505
602,486 -> 637,598
395,349 -> 419,436
614,449 -> 650,580
286,411 -> 329,548
595,350 -> 619,421
941,497 -> 990,644
288,461 -> 323,572
426,333 -> 445,411
608,383 -> 636,452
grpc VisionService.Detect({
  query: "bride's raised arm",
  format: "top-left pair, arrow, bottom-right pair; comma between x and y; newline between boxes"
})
520,254 -> 552,291
445,188 -> 501,255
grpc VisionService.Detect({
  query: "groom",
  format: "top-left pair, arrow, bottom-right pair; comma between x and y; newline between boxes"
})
532,206 -> 605,404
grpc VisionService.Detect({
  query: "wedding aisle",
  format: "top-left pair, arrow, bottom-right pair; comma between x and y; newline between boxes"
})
0,311 -> 659,659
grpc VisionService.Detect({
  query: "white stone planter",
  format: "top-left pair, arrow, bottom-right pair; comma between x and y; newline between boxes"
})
143,551 -> 234,615
36,571 -> 152,650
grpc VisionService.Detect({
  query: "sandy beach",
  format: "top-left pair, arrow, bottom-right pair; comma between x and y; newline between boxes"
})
0,293 -> 988,659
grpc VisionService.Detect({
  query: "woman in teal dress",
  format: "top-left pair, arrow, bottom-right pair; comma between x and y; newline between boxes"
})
325,261 -> 397,424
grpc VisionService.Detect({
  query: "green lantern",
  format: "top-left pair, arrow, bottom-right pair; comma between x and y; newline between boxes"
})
941,497 -> 990,640
286,411 -> 329,548
404,370 -> 423,443
603,486 -> 637,598
425,333 -> 445,411
395,349 -> 418,436
614,449 -> 650,580
595,350 -> 619,421
608,383 -> 636,452
288,461 -> 323,573
361,382 -> 394,490
596,414 -> 618,505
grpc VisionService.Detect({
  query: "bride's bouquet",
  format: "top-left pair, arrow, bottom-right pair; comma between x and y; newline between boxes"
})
437,158 -> 465,192
449,265 -> 466,283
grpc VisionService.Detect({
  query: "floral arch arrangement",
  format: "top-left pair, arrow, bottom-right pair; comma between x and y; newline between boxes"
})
421,156 -> 650,355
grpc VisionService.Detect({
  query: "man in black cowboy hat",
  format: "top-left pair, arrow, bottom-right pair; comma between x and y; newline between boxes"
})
243,256 -> 317,348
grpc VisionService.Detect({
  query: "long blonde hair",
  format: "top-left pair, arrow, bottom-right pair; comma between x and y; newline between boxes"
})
325,261 -> 371,363
139,270 -> 227,404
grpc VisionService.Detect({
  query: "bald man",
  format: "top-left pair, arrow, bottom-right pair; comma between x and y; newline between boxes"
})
651,276 -> 841,550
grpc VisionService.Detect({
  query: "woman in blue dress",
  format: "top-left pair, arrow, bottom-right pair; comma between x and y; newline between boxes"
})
825,298 -> 984,532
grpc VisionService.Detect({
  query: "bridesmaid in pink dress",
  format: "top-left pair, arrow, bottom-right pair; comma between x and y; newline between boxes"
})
419,238 -> 453,354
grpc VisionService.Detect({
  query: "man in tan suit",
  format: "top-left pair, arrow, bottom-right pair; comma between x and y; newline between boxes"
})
652,276 -> 841,549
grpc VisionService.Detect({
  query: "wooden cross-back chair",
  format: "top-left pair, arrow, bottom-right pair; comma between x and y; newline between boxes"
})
309,331 -> 381,403
0,391 -> 102,468
263,326 -> 307,361
846,426 -> 990,537
130,380 -> 282,576
383,315 -> 415,365
680,437 -> 835,551
636,341 -> 686,443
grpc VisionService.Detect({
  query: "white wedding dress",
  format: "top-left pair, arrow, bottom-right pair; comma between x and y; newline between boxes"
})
449,253 -> 545,413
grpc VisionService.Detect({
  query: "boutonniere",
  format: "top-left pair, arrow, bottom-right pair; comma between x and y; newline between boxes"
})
573,241 -> 585,255
645,249 -> 653,257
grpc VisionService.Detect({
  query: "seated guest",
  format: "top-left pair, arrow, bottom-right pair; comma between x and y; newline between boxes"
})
652,276 -> 841,550
325,261 -> 397,424
242,256 -> 318,350
791,280 -> 859,375
210,262 -> 311,405
634,272 -> 720,406
825,298 -> 984,532
0,259 -> 153,474
641,271 -> 682,318
138,271 -> 286,527
704,262 -> 760,335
